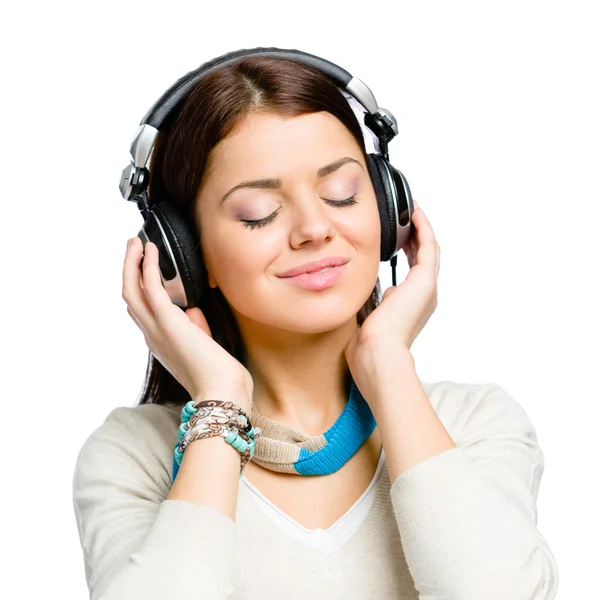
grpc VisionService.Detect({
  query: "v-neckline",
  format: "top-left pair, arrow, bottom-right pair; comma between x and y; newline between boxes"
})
240,446 -> 386,533
236,458 -> 393,575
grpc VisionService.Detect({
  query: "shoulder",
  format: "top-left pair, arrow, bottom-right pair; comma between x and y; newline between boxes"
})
77,402 -> 181,457
420,379 -> 539,446
73,402 -> 182,498
419,379 -> 545,519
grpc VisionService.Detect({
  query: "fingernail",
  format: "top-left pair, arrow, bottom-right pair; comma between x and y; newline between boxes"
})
127,238 -> 133,250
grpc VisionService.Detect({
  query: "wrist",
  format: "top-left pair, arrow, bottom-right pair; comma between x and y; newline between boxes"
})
194,386 -> 251,412
366,349 -> 417,412
369,344 -> 415,386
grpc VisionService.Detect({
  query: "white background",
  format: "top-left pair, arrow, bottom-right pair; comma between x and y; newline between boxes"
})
2,0 -> 596,597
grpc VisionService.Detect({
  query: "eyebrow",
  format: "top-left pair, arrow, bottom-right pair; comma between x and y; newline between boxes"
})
219,156 -> 363,206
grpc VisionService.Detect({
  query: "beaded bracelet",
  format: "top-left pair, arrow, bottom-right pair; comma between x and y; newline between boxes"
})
176,400 -> 259,459
184,400 -> 257,442
172,400 -> 261,481
174,402 -> 258,478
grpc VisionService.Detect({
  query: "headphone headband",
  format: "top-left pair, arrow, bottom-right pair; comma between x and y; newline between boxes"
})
142,47 -> 356,128
120,47 -> 400,204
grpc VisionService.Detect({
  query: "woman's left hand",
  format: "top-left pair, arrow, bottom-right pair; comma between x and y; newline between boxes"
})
344,200 -> 440,399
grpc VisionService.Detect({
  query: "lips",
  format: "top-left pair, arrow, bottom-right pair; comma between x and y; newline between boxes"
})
279,256 -> 349,278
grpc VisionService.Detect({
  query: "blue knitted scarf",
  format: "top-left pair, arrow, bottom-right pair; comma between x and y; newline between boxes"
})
172,376 -> 376,481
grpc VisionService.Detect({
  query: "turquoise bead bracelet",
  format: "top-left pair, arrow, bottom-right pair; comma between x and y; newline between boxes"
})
173,399 -> 260,479
174,426 -> 256,465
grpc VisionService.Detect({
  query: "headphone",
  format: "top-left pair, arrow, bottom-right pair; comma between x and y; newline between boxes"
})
119,47 -> 414,309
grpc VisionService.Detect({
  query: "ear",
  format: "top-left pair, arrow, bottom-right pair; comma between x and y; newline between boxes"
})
207,271 -> 218,289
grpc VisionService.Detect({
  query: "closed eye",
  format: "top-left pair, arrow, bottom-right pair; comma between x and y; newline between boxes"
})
240,195 -> 359,230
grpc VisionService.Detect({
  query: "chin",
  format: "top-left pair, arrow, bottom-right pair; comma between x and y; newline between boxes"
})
261,302 -> 362,335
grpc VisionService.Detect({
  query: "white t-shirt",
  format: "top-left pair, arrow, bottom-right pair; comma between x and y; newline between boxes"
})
240,447 -> 386,554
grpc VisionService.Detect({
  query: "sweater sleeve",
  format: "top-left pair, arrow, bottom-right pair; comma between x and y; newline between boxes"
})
389,382 -> 559,600
72,406 -> 237,600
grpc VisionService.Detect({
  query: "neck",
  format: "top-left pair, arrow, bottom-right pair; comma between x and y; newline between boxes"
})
237,316 -> 358,435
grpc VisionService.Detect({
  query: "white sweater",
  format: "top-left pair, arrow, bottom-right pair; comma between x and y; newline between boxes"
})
72,379 -> 559,599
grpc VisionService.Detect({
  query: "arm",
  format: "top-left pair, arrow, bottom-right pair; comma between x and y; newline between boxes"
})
372,355 -> 559,600
72,404 -> 242,600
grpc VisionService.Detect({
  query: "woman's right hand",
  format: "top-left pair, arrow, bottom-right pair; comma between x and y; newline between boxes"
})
122,236 -> 254,413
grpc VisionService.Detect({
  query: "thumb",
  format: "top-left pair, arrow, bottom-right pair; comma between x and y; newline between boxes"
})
185,307 -> 213,338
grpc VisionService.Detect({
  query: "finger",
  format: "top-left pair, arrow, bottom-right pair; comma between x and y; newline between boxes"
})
140,241 -> 175,320
411,203 -> 439,270
402,238 -> 416,268
122,237 -> 155,326
127,306 -> 143,330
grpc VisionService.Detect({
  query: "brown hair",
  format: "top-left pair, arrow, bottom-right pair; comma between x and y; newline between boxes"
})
136,55 -> 382,406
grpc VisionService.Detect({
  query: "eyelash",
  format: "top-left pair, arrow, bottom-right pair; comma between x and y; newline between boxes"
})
240,195 -> 359,230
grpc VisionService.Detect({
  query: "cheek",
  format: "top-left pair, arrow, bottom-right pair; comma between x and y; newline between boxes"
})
365,206 -> 382,245
201,226 -> 273,290
346,199 -> 381,252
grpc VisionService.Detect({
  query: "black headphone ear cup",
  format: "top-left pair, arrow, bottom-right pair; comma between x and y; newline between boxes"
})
366,153 -> 397,262
140,201 -> 207,309
366,154 -> 415,262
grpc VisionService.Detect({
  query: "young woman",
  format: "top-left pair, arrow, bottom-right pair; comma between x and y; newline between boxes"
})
72,49 -> 558,599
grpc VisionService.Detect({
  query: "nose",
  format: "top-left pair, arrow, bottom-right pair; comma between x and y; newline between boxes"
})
288,193 -> 337,250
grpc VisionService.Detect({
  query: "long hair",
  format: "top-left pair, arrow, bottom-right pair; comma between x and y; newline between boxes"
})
136,55 -> 382,406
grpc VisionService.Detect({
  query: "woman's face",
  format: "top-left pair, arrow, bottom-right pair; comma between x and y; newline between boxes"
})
195,110 -> 381,334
